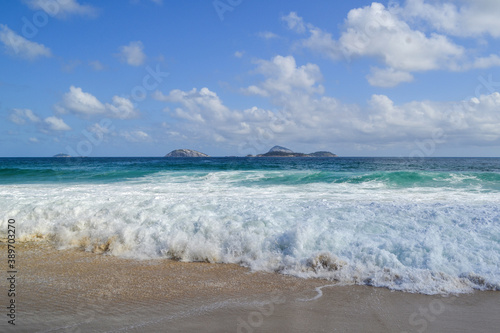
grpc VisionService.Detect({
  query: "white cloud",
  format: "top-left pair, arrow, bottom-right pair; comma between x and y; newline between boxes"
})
401,0 -> 500,38
367,67 -> 414,87
25,109 -> 41,122
234,51 -> 244,58
9,108 -> 73,134
105,96 -> 139,119
282,12 -> 306,33
88,122 -> 111,135
0,24 -> 52,60
29,137 -> 39,143
283,2 -> 500,83
243,55 -> 324,98
120,130 -> 151,142
153,86 -> 286,146
154,87 -> 233,123
57,86 -> 139,119
44,116 -> 71,131
282,4 -> 468,86
361,92 -> 500,143
59,86 -> 106,115
299,26 -> 339,60
338,3 -> 464,70
471,54 -> 500,69
154,55 -> 500,153
9,108 -> 41,124
117,41 -> 146,66
24,0 -> 99,19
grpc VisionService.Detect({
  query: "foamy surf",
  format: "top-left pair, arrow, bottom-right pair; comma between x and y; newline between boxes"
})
1,157 -> 499,295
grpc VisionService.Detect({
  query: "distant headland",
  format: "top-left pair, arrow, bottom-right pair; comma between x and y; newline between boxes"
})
248,146 -> 337,157
164,149 -> 209,157
52,146 -> 336,158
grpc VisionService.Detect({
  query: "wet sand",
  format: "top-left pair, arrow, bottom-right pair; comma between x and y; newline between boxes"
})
1,242 -> 499,332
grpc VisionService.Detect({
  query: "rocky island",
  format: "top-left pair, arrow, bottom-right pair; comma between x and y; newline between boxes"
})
249,146 -> 337,157
53,153 -> 71,158
164,149 -> 209,157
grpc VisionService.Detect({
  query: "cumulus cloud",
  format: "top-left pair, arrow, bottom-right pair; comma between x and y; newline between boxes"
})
339,4 -> 463,69
24,0 -> 99,19
153,86 -> 286,146
243,55 -> 324,98
9,109 -> 41,125
106,96 -> 139,119
117,41 -> 146,66
153,55 -> 500,154
361,92 -> 500,143
282,3 -> 500,88
44,116 -> 71,131
367,67 -> 414,87
468,54 -> 500,70
0,24 -> 52,60
282,12 -> 306,33
8,108 -> 72,134
401,0 -> 500,38
59,86 -> 106,115
282,5 -> 466,87
57,86 -> 140,119
153,87 -> 234,123
120,130 -> 151,142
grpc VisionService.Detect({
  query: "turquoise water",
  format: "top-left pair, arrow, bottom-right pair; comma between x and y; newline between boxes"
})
1,157 -> 500,188
1,157 -> 499,294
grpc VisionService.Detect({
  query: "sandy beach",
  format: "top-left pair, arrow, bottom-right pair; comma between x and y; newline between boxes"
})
0,241 -> 498,332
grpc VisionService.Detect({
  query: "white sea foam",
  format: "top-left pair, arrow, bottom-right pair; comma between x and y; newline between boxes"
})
1,171 -> 499,294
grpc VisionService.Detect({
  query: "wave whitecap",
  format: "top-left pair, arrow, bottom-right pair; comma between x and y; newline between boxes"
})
2,171 -> 499,295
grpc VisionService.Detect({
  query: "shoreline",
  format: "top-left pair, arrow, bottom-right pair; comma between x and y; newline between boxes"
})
1,242 -> 499,332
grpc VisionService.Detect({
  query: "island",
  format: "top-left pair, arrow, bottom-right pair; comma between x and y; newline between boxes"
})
53,153 -> 71,158
164,149 -> 209,157
249,146 -> 337,157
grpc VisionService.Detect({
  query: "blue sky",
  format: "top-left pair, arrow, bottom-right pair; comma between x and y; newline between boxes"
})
1,0 -> 500,157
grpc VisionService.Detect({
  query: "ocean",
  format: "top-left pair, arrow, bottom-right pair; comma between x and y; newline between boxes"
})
1,157 -> 499,295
